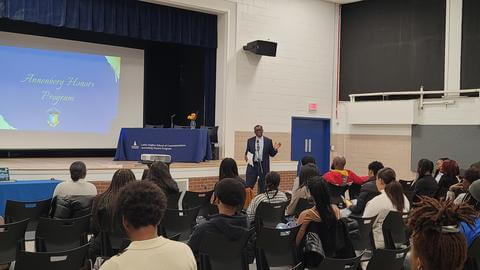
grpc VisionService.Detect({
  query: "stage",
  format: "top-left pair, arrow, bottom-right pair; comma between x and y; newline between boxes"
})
0,157 -> 298,193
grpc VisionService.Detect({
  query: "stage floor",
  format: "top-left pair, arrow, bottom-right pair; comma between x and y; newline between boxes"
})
0,157 -> 297,182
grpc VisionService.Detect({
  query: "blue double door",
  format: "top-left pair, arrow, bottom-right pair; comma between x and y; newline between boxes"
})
291,117 -> 331,174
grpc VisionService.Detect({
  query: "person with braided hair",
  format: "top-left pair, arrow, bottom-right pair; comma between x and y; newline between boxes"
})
408,197 -> 476,270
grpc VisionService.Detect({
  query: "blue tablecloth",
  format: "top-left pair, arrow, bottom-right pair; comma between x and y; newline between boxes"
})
114,128 -> 213,162
0,180 -> 61,216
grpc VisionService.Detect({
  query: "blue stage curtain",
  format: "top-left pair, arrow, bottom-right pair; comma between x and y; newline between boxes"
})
0,0 -> 217,48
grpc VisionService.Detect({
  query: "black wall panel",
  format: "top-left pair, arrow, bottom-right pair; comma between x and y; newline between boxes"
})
340,0 -> 446,101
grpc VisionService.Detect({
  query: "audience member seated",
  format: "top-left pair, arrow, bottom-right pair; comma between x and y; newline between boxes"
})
188,178 -> 248,257
295,176 -> 340,247
323,156 -> 366,204
363,167 -> 410,249
408,197 -> 476,270
286,163 -> 319,215
216,158 -> 251,209
147,161 -> 179,196
460,180 -> 480,247
246,171 -> 288,223
436,159 -> 460,200
53,161 -> 97,197
89,169 -> 136,260
448,168 -> 480,204
292,155 -> 317,192
434,157 -> 449,183
409,159 -> 438,203
348,161 -> 383,216
100,181 -> 196,270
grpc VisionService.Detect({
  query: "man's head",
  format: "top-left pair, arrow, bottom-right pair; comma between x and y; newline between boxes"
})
368,161 -> 384,177
70,161 -> 87,182
214,178 -> 245,212
117,181 -> 167,238
463,168 -> 480,191
332,156 -> 346,170
254,125 -> 263,138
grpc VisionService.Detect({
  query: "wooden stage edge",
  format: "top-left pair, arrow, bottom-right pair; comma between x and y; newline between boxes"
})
0,157 -> 298,182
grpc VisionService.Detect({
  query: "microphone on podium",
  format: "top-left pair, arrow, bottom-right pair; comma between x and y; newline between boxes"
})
170,114 -> 176,128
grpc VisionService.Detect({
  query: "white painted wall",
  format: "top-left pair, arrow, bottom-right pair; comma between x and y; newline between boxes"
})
233,0 -> 338,132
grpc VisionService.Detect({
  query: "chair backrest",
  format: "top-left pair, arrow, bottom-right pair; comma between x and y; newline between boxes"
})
159,207 -> 201,240
314,251 -> 364,270
182,190 -> 214,209
98,209 -> 130,257
199,229 -> 250,270
14,243 -> 90,270
255,201 -> 288,228
166,192 -> 181,209
382,211 -> 409,249
35,215 -> 91,252
5,199 -> 52,231
366,246 -> 410,270
326,183 -> 348,205
349,215 -> 377,251
256,225 -> 301,268
0,219 -> 29,264
293,198 -> 313,218
467,236 -> 480,270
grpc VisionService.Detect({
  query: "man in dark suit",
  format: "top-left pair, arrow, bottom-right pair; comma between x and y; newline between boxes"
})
244,125 -> 281,193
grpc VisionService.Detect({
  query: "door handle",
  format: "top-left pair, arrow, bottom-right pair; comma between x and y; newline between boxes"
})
305,139 -> 308,152
308,139 -> 312,153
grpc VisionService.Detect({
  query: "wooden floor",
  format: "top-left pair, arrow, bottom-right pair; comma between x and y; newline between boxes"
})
0,157 -> 232,171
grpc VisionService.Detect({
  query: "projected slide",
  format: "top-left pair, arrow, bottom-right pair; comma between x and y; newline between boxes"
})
0,45 -> 121,133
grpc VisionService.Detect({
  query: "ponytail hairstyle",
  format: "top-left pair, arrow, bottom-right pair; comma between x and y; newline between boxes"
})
307,176 -> 336,226
417,159 -> 434,180
408,197 -> 476,270
377,167 -> 405,212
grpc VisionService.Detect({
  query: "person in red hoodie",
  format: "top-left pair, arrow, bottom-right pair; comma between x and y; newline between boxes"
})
323,156 -> 368,205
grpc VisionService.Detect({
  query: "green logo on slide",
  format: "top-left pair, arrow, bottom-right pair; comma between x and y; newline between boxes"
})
47,109 -> 60,128
0,115 -> 16,130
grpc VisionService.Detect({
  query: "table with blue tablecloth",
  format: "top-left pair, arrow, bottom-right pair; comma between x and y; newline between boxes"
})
114,128 -> 212,162
0,180 -> 61,216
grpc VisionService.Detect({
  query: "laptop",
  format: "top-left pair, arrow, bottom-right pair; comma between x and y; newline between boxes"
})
0,167 -> 10,181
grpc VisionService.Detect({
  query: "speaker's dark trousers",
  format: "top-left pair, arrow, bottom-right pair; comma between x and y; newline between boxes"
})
246,161 -> 267,193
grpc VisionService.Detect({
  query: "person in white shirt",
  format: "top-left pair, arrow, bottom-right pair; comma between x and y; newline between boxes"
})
363,167 -> 410,249
100,181 -> 196,270
53,161 -> 97,197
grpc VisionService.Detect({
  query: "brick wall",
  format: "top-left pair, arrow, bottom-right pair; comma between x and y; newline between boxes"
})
189,171 -> 296,194
91,170 -> 297,195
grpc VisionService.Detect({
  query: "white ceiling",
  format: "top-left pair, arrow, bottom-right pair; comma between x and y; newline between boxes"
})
323,0 -> 364,4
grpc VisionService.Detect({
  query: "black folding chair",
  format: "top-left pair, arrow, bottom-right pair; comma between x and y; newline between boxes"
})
293,198 -> 313,218
0,219 -> 29,265
255,225 -> 301,270
313,251 -> 364,270
466,236 -> 480,270
166,193 -> 181,209
14,243 -> 90,270
5,199 -> 52,232
159,207 -> 201,240
349,215 -> 377,260
97,209 -> 130,257
35,215 -> 91,252
199,229 -> 250,270
326,183 -> 348,206
382,211 -> 409,249
365,246 -> 410,270
182,190 -> 214,217
255,201 -> 288,229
